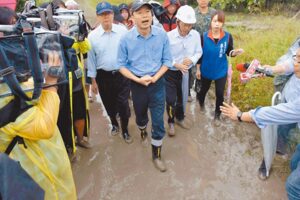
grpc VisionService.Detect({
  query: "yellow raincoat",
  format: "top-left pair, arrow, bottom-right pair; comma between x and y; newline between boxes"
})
0,83 -> 76,200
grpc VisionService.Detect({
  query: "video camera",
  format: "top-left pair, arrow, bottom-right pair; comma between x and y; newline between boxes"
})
22,3 -> 90,42
0,17 -> 73,101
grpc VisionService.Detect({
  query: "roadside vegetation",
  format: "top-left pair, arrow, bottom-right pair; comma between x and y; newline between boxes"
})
227,15 -> 300,110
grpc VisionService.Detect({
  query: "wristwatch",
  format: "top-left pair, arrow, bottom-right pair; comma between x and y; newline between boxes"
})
237,111 -> 243,122
47,66 -> 62,78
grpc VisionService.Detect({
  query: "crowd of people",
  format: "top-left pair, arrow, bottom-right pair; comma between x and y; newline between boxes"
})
0,0 -> 299,199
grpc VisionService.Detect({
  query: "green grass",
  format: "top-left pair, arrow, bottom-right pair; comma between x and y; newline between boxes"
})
226,14 -> 300,110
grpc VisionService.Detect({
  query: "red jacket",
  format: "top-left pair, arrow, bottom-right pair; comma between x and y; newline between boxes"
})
159,0 -> 180,32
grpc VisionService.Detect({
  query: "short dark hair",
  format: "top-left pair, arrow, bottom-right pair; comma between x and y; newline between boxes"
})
211,10 -> 225,24
0,6 -> 18,25
52,0 -> 66,9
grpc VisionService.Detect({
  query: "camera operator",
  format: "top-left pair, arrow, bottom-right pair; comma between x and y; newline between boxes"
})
0,7 -> 76,199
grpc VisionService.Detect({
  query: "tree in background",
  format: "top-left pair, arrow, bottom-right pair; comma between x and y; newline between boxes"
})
16,0 -> 26,12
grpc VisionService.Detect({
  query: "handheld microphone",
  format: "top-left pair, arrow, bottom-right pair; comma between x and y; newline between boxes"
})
236,63 -> 273,77
236,63 -> 250,72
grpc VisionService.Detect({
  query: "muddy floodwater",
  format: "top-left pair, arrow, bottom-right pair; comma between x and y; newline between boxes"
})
72,92 -> 288,200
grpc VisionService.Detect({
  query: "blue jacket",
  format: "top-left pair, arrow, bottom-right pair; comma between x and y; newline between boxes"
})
201,31 -> 229,80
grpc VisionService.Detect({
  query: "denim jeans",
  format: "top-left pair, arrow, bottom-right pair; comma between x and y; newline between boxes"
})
286,144 -> 300,200
130,77 -> 166,140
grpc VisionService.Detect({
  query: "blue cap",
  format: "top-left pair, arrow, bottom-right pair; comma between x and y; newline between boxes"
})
118,3 -> 129,11
131,0 -> 152,12
96,1 -> 113,15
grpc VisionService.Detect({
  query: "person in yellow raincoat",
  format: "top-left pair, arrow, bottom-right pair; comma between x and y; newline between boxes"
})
0,51 -> 77,200
72,38 -> 91,148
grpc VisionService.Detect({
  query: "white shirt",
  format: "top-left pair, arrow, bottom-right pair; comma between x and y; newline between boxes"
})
87,24 -> 127,78
167,28 -> 202,71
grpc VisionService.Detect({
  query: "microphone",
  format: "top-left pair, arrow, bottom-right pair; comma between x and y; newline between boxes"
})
236,63 -> 273,77
236,63 -> 250,72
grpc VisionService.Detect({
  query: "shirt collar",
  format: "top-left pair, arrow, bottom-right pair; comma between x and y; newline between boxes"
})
207,29 -> 225,41
98,24 -> 117,36
174,27 -> 192,38
133,26 -> 159,38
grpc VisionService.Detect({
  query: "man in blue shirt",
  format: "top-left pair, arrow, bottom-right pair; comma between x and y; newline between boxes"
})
220,48 -> 300,199
117,0 -> 172,172
87,1 -> 132,144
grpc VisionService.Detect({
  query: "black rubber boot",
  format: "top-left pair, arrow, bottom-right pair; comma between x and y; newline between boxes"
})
140,128 -> 148,141
152,145 -> 167,172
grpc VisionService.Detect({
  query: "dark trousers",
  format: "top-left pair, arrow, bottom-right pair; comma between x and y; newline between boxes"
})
96,69 -> 130,132
130,77 -> 166,141
198,75 -> 227,116
165,70 -> 184,123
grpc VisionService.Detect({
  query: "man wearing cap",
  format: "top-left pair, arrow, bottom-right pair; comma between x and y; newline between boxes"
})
87,1 -> 132,144
166,5 -> 202,136
117,0 -> 172,172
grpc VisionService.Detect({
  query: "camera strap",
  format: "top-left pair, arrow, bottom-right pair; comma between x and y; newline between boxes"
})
4,136 -> 27,155
0,46 -> 29,101
0,33 -> 43,102
23,32 -> 43,101
0,97 -> 31,155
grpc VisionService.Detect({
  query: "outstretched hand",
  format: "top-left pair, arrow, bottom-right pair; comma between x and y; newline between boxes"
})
233,48 -> 244,57
220,102 -> 240,121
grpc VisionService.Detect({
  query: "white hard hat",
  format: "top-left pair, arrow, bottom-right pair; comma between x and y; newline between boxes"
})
176,5 -> 196,24
148,0 -> 161,6
65,0 -> 78,6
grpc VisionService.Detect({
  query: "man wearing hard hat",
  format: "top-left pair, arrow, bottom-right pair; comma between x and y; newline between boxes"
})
166,5 -> 202,136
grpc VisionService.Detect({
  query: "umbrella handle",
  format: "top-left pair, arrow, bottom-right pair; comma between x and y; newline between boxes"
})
271,91 -> 282,106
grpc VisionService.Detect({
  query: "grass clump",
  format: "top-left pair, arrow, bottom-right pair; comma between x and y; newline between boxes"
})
226,15 -> 300,110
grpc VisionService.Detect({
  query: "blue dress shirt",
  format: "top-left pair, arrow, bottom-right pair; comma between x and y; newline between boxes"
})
250,61 -> 300,128
117,26 -> 172,77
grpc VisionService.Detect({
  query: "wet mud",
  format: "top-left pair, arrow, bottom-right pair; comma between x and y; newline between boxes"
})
72,93 -> 288,200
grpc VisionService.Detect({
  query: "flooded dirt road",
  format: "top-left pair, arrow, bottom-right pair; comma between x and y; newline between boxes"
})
72,93 -> 288,200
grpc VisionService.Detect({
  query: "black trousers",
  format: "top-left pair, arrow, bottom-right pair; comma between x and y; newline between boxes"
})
198,75 -> 227,116
95,69 -> 130,132
165,70 -> 184,123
